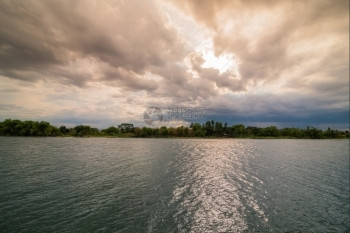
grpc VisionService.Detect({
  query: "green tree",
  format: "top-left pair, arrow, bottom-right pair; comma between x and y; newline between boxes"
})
119,123 -> 134,133
168,127 -> 176,136
177,126 -> 185,137
205,121 -> 214,136
214,122 -> 223,136
160,126 -> 168,137
59,126 -> 70,135
258,126 -> 279,137
231,124 -> 245,137
103,126 -> 119,136
305,126 -> 324,139
74,125 -> 99,137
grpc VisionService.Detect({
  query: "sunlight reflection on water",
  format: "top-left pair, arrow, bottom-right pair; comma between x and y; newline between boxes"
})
0,138 -> 348,232
170,140 -> 269,232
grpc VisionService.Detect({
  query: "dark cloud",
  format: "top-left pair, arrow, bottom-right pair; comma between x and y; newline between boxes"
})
101,66 -> 159,91
201,92 -> 349,129
0,0 -> 186,90
0,0 -> 246,98
167,0 -> 349,127
171,0 -> 348,84
149,62 -> 220,101
0,0 -> 348,128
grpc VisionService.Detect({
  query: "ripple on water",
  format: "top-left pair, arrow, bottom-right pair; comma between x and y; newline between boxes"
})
0,138 -> 348,232
169,140 -> 271,232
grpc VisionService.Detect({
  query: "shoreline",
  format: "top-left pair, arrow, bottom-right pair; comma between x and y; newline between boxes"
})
0,135 -> 348,140
1,119 -> 349,139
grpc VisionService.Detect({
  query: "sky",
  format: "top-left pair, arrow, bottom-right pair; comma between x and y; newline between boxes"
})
0,0 -> 349,129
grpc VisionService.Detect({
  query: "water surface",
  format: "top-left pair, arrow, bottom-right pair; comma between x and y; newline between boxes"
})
0,137 -> 349,232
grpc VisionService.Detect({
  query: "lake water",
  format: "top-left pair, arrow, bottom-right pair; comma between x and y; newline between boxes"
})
0,137 -> 349,232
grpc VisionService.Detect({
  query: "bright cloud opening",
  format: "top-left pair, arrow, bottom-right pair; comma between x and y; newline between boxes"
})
202,50 -> 237,74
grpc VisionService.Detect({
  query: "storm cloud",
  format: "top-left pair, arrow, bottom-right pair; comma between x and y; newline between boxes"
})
0,0 -> 185,89
0,0 -> 348,128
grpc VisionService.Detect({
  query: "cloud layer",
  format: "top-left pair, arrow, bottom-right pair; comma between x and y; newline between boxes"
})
0,0 -> 348,128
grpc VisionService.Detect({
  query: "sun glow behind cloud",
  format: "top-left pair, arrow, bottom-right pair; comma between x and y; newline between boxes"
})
0,0 -> 348,129
201,50 -> 237,75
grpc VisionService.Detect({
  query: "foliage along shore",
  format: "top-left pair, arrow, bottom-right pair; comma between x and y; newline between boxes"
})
0,119 -> 349,139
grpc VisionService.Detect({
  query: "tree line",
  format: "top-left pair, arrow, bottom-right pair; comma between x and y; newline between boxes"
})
0,119 -> 348,139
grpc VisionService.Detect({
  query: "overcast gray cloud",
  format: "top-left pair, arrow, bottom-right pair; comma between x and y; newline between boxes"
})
171,0 -> 348,88
0,0 -> 186,89
0,0 -> 348,128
